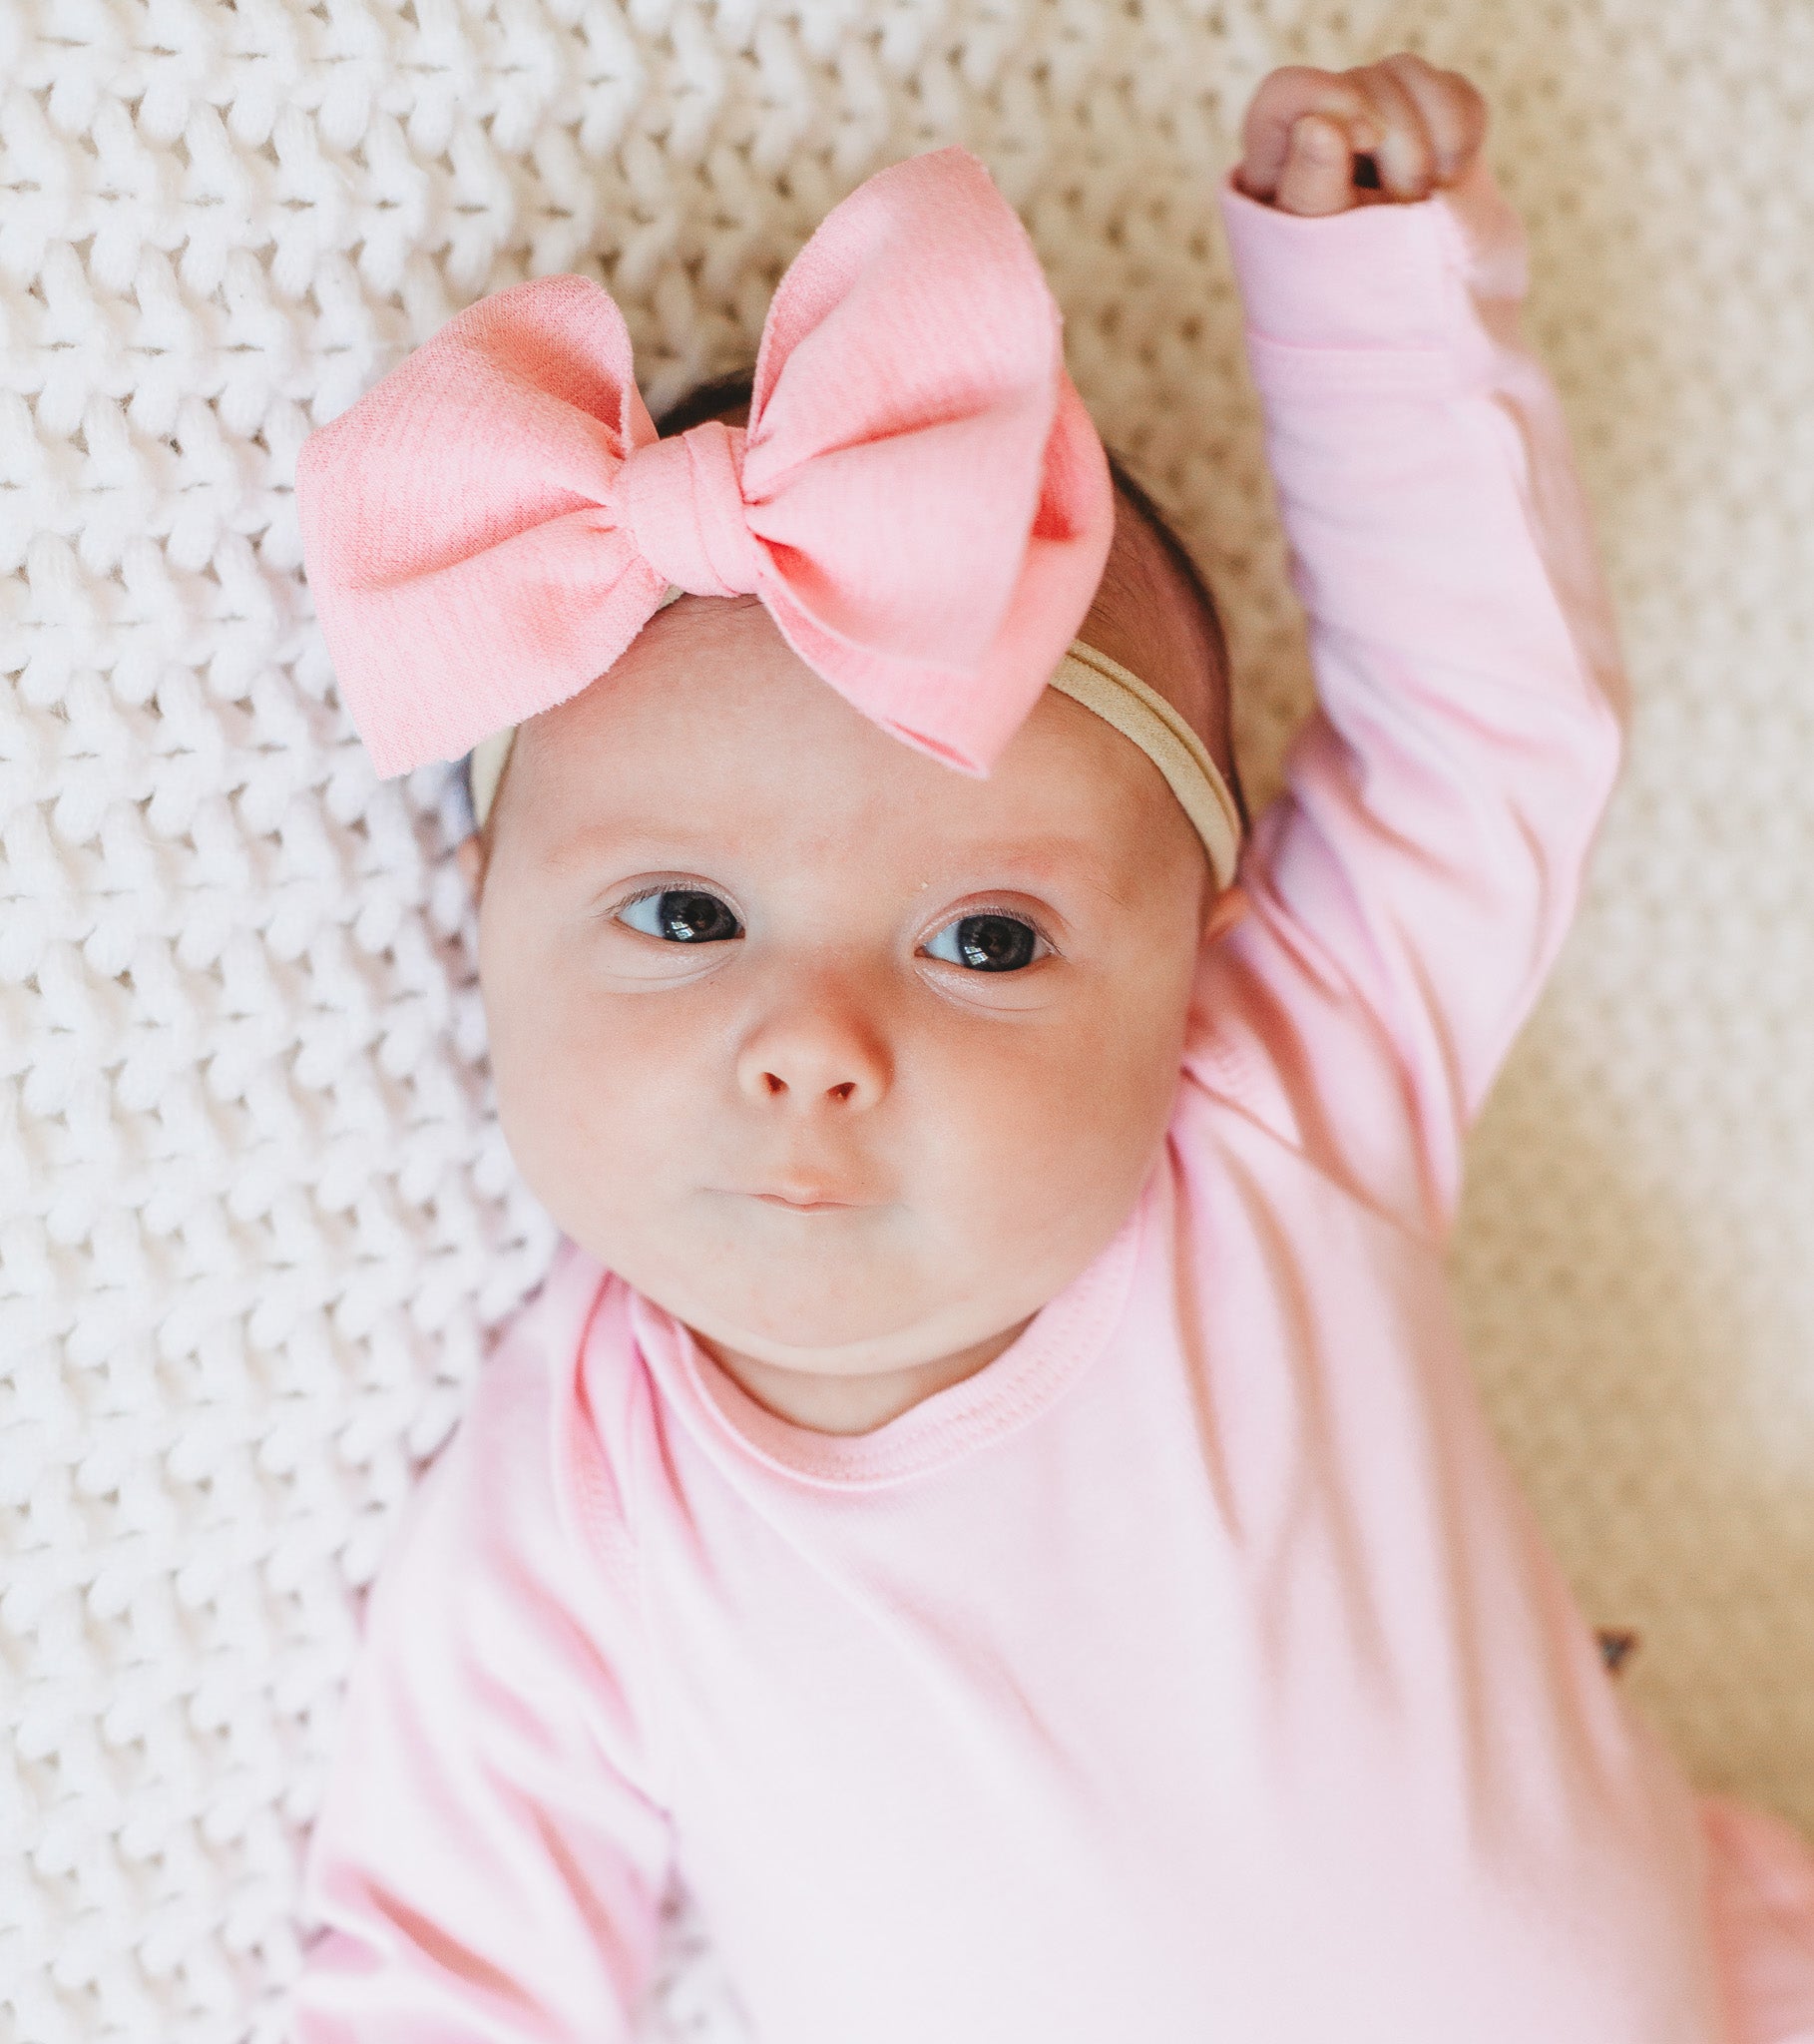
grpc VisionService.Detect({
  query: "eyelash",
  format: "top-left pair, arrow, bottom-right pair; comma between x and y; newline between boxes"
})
923,899 -> 1056,954
614,884 -> 744,942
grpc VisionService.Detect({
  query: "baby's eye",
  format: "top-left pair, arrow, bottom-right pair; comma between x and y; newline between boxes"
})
922,913 -> 1049,973
617,888 -> 743,943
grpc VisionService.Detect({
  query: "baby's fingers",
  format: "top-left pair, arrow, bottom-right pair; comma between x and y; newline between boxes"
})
1236,55 -> 1490,214
1375,54 -> 1488,185
1350,60 -> 1442,201
1236,67 -> 1380,204
1273,113 -> 1365,217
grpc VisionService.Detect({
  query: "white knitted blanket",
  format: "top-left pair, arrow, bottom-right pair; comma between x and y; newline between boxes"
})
6,0 -> 1812,2036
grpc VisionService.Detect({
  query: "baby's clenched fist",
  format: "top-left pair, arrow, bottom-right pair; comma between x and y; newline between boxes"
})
1236,54 -> 1489,217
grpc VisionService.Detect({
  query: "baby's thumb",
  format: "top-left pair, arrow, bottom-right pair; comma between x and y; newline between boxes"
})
1273,113 -> 1356,217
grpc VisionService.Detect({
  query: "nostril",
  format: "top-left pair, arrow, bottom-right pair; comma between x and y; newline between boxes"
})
763,1072 -> 786,1096
829,1082 -> 855,1103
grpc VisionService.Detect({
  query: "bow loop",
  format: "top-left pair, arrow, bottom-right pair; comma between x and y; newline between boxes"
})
615,421 -> 766,600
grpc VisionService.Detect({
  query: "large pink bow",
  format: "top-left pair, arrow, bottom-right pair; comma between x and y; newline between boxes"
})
294,147 -> 1115,780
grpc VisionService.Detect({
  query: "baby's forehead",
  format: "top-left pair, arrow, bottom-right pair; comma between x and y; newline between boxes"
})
507,599 -> 1192,890
492,470 -> 1229,882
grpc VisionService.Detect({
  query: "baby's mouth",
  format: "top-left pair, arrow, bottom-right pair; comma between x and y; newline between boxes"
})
719,1170 -> 884,1212
711,1159 -> 889,1212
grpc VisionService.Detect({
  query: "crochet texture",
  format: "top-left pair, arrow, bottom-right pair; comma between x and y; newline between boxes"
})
3,0 -> 1811,2036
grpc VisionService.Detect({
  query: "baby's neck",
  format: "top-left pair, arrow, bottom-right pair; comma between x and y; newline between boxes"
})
692,1318 -> 1032,1435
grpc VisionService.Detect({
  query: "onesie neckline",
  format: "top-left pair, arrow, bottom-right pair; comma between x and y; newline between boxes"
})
626,1177 -> 1149,1491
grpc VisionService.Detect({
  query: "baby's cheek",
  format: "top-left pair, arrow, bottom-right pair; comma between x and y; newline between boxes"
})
921,1000 -> 1175,1285
485,966 -> 692,1238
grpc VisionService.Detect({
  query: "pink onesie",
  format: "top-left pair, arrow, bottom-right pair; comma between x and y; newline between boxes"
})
290,167 -> 1814,2043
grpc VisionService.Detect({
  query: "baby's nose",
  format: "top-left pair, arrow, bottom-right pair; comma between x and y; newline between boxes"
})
733,985 -> 891,1111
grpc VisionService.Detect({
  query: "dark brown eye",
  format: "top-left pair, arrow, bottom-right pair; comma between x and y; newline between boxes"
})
926,913 -> 1043,972
619,889 -> 742,943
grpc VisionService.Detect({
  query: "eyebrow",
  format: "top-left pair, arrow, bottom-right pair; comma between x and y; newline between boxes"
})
924,836 -> 1135,907
536,824 -> 735,876
535,823 -> 1134,906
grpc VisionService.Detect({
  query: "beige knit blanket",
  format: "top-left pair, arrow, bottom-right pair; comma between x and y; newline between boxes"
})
5,0 -> 1810,2035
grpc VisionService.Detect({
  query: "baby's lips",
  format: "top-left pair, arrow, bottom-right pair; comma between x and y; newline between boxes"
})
719,1174 -> 886,1211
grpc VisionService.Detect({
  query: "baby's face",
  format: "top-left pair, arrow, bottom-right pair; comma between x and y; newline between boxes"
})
467,583 -> 1215,1431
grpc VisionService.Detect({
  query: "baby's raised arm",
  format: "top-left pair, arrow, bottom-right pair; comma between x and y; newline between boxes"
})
1191,57 -> 1626,1238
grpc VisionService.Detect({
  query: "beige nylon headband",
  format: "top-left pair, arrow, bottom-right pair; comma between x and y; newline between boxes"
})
1048,641 -> 1243,891
470,633 -> 1243,892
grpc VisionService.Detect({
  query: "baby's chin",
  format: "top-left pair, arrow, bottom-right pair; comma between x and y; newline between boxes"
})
596,1216 -> 1034,1380
648,1274 -> 981,1377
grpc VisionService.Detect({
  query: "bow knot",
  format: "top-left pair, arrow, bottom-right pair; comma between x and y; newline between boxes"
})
614,420 -> 766,601
295,147 -> 1114,780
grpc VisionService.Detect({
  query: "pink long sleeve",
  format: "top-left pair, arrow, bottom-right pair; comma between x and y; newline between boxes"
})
1195,162 -> 1627,1239
290,1269 -> 676,2041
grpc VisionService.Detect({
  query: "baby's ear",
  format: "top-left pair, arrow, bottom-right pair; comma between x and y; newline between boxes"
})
455,833 -> 487,901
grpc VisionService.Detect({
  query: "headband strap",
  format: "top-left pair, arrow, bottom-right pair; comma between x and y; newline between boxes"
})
469,632 -> 1242,891
469,726 -> 516,840
1049,642 -> 1241,889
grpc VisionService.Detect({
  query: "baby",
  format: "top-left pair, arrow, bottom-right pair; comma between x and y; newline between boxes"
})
288,56 -> 1814,2044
